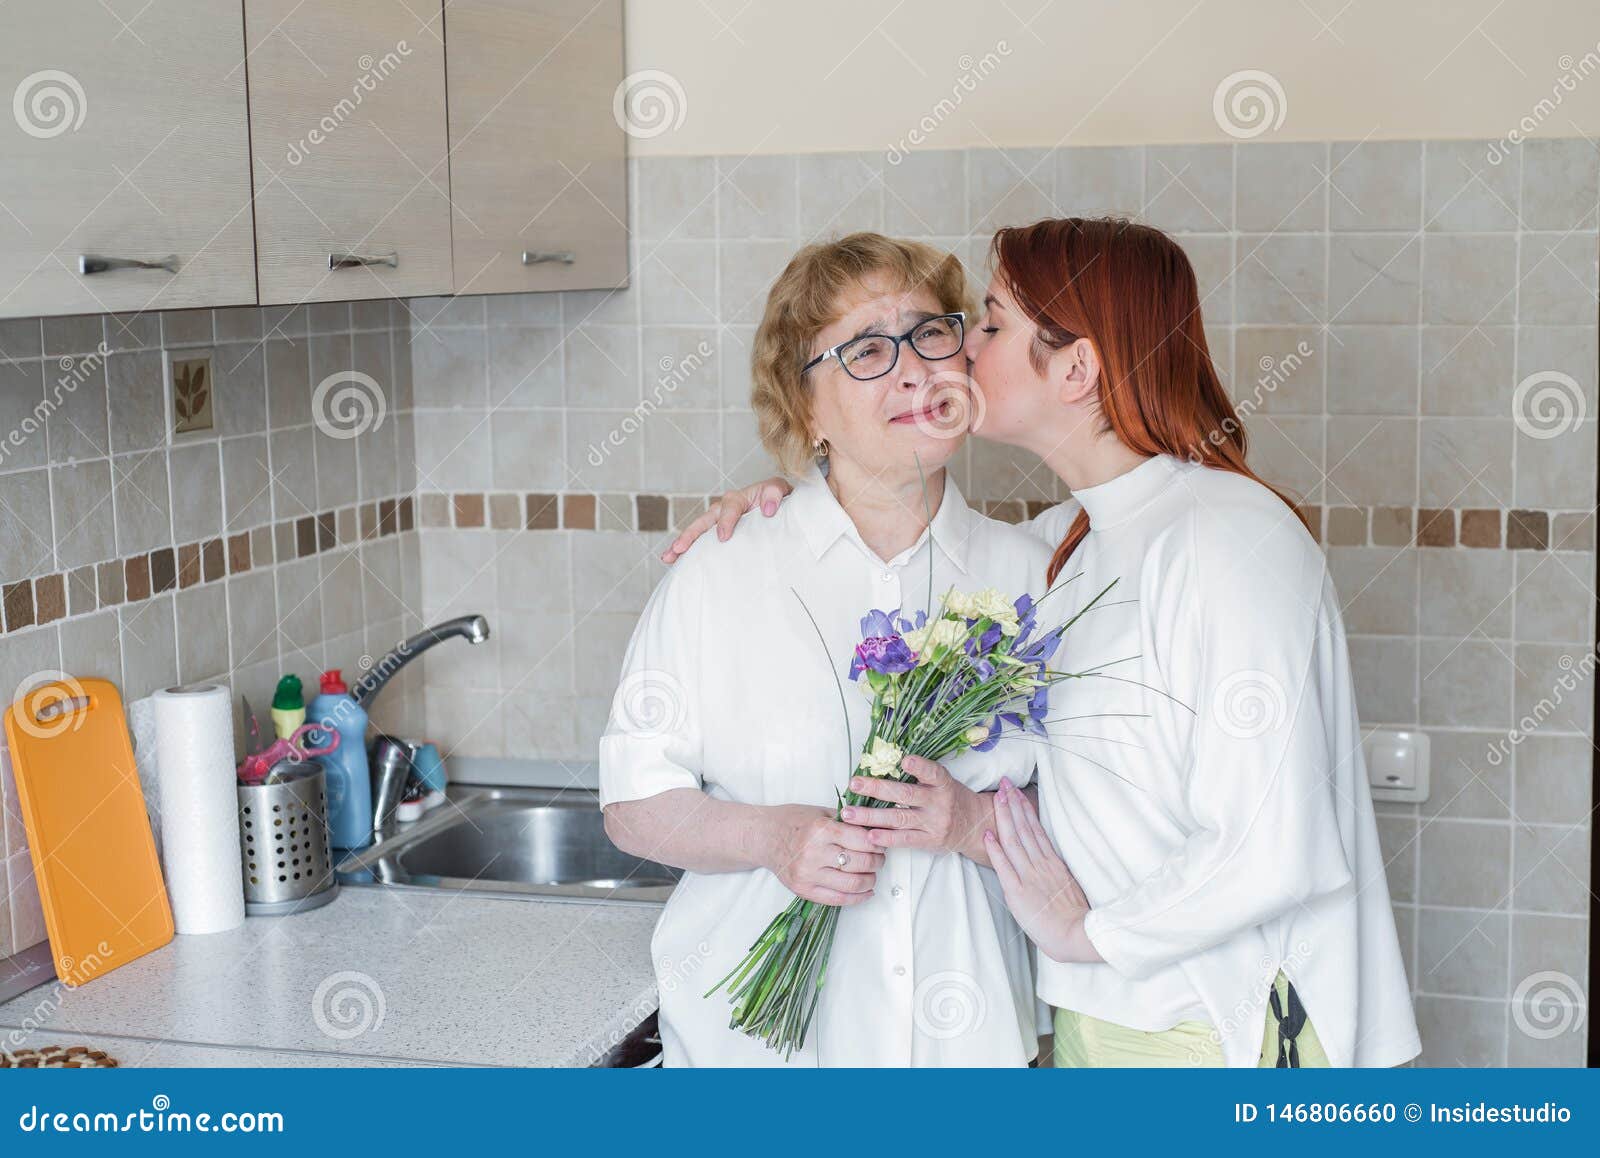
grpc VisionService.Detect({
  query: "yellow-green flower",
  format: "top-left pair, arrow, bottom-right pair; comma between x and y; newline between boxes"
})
856,737 -> 904,778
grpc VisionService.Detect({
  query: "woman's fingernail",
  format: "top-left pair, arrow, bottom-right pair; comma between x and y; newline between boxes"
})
984,830 -> 996,842
763,501 -> 777,516
841,807 -> 855,819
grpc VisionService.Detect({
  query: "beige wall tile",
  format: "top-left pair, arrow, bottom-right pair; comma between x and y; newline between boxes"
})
1419,819 -> 1510,908
1327,416 -> 1416,506
1325,326 -> 1417,414
1420,547 -> 1512,638
1421,325 -> 1515,417
1328,546 -> 1417,635
1422,729 -> 1510,820
1515,734 -> 1592,825
1513,824 -> 1590,915
1417,907 -> 1509,997
1330,140 -> 1422,231
1421,639 -> 1512,728
1414,994 -> 1507,1065
1236,141 -> 1327,231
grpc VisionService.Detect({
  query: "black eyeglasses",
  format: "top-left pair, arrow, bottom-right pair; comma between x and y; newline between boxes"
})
800,312 -> 965,381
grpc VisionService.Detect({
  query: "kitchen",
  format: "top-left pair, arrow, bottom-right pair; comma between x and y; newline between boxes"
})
0,0 -> 1596,1078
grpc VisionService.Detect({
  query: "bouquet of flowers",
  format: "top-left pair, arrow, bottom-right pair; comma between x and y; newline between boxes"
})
705,581 -> 1106,1057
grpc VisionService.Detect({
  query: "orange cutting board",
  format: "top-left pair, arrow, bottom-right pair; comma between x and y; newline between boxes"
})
3,678 -> 172,985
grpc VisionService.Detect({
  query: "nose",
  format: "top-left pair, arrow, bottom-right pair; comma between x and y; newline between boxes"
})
893,342 -> 933,389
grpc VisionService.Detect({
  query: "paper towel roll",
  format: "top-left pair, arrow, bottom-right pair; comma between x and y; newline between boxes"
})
126,695 -> 163,861
150,684 -> 245,935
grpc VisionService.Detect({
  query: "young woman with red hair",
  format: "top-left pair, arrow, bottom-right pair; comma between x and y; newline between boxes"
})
665,218 -> 1419,1069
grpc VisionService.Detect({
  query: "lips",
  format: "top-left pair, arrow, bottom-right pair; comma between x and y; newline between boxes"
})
889,405 -> 944,425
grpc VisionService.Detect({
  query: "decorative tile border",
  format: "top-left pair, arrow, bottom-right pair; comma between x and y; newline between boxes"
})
1310,505 -> 1593,552
0,494 -> 416,635
416,491 -> 1593,554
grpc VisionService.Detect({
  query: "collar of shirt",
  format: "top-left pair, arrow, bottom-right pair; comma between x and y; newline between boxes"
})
788,464 -> 974,573
1072,453 -> 1181,528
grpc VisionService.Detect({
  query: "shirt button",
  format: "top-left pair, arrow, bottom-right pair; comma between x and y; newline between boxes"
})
880,572 -> 893,582
891,886 -> 904,898
893,965 -> 906,977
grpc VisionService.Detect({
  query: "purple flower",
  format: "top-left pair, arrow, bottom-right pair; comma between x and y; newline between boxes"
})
895,610 -> 927,635
968,622 -> 1004,655
850,609 -> 918,678
851,635 -> 917,678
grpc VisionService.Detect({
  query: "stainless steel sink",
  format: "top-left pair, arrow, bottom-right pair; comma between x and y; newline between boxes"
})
337,786 -> 679,904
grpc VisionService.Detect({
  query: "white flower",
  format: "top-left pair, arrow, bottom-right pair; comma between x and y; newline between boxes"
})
946,587 -> 1020,636
963,724 -> 991,745
857,737 -> 904,778
903,617 -> 966,660
943,589 -> 978,618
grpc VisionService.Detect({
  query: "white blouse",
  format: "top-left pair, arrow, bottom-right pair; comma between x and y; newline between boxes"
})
1023,455 -> 1420,1067
599,468 -> 1054,1067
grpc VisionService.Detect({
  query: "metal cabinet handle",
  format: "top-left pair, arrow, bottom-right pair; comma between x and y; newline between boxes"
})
329,252 -> 398,270
522,250 -> 575,266
78,254 -> 179,276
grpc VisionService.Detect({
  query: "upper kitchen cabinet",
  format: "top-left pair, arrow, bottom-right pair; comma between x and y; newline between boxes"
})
245,0 -> 453,304
444,0 -> 628,294
0,0 -> 256,319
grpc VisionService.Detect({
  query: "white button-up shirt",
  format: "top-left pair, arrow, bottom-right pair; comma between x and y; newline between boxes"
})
600,468 -> 1051,1067
1024,456 -> 1420,1067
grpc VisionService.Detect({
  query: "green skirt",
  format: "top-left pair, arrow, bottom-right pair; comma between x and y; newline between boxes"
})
1053,973 -> 1328,1068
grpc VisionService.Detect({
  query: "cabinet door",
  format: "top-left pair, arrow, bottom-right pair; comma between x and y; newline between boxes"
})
0,1 -> 256,319
245,0 -> 452,304
445,0 -> 627,294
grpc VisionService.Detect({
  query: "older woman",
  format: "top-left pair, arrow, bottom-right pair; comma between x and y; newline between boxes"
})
600,233 -> 1052,1067
659,218 -> 1420,1069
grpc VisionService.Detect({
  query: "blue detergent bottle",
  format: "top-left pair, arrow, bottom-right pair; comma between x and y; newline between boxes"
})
307,668 -> 372,850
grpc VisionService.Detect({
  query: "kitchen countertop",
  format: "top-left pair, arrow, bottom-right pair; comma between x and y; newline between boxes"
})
0,887 -> 661,1067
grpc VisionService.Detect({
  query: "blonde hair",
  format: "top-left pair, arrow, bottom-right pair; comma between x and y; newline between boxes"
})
750,233 -> 972,474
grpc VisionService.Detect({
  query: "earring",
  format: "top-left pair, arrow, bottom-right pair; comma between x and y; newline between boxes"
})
812,437 -> 830,459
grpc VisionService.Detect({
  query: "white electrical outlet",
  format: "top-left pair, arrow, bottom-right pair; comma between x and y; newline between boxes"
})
1364,729 -> 1430,803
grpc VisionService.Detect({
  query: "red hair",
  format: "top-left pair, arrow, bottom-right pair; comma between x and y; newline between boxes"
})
991,217 -> 1307,582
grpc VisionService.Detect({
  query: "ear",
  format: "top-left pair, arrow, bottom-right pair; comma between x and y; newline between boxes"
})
1055,338 -> 1101,407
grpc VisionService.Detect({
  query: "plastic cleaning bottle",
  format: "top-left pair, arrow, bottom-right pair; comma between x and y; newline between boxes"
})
307,669 -> 372,850
270,673 -> 305,741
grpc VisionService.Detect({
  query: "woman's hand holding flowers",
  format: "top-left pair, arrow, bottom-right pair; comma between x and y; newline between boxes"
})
841,755 -> 990,861
764,804 -> 883,907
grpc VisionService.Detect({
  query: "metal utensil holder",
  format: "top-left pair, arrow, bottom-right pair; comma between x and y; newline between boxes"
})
238,762 -> 339,916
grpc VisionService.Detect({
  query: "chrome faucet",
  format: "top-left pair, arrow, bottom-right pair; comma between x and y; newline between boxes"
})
357,614 -> 491,836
